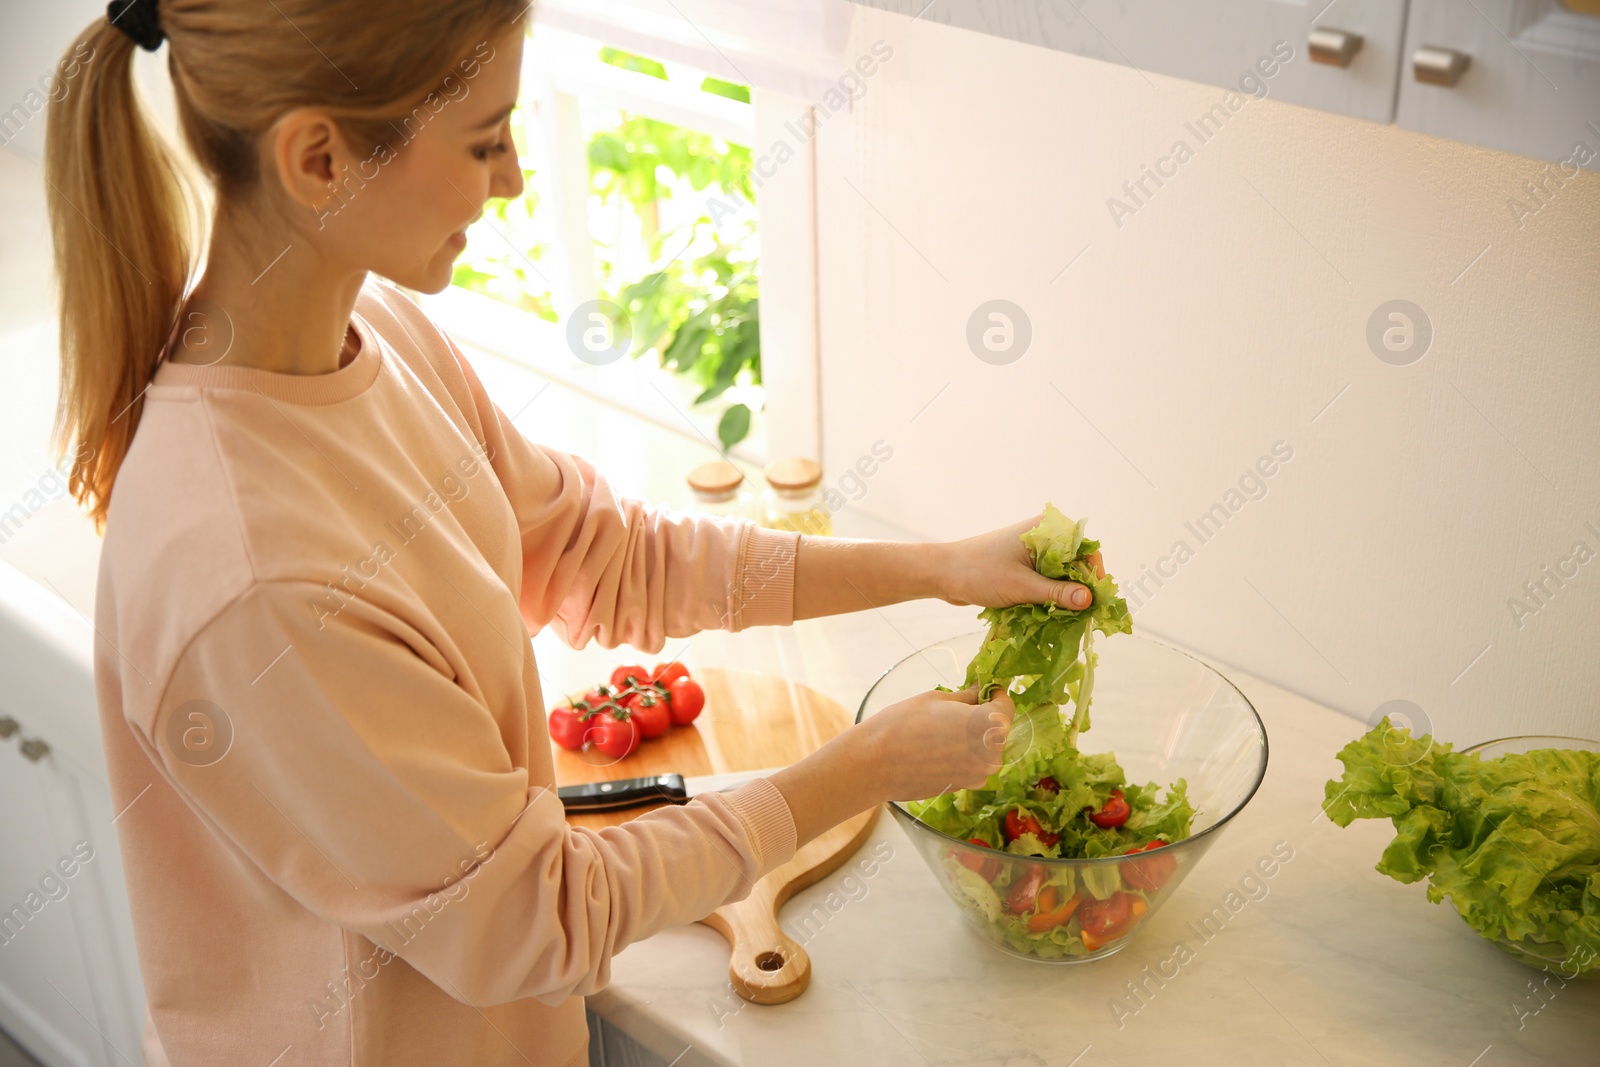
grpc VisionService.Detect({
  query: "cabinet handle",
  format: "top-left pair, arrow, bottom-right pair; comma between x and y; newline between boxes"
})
0,716 -> 18,740
1309,28 -> 1364,68
1413,46 -> 1471,87
19,737 -> 50,762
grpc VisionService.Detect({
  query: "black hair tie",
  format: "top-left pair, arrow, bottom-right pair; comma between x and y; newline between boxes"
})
108,0 -> 165,52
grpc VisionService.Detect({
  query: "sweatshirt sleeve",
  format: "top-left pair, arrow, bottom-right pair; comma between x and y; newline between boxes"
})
144,581 -> 798,1008
437,333 -> 798,652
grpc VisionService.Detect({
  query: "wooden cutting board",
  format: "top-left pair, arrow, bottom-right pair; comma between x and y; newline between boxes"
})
551,667 -> 879,1004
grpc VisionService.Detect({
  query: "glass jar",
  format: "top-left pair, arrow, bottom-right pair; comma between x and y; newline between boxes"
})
686,460 -> 753,519
760,458 -> 832,536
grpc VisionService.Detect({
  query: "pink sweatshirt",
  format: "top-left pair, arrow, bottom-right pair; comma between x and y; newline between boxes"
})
93,276 -> 801,1067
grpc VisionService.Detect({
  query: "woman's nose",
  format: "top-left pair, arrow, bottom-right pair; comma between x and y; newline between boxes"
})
493,125 -> 524,200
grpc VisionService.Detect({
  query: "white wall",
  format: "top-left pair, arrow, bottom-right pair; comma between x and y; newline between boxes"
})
814,8 -> 1600,744
0,1 -> 106,161
8,2 -> 1596,746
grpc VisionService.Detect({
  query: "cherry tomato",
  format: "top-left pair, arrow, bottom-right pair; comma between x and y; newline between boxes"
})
1005,864 -> 1047,914
1036,776 -> 1060,793
548,706 -> 587,751
589,710 -> 639,761
1003,809 -> 1060,847
1082,893 -> 1148,951
651,661 -> 690,687
1087,789 -> 1131,829
1078,891 -> 1134,941
577,687 -> 611,711
610,665 -> 649,690
666,677 -> 705,725
629,692 -> 672,740
1026,885 -> 1083,932
1003,809 -> 1037,841
955,838 -> 1001,881
1122,841 -> 1176,890
571,691 -> 612,720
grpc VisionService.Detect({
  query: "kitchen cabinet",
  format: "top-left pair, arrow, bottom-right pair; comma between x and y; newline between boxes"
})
848,0 -> 1408,124
848,0 -> 1600,169
1396,0 -> 1600,171
0,561 -> 146,1067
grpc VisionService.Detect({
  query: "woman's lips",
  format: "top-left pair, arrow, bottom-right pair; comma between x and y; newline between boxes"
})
448,216 -> 479,250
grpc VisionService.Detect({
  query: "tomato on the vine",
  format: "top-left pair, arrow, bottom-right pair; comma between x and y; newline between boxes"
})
650,661 -> 690,687
548,706 -> 587,751
610,665 -> 649,690
666,677 -> 704,725
629,693 -> 672,740
589,710 -> 639,761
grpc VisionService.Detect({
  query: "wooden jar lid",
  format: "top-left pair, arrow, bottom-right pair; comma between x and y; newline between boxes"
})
687,460 -> 745,496
764,457 -> 823,491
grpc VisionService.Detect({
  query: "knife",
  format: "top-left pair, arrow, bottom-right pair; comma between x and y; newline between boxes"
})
557,765 -> 790,814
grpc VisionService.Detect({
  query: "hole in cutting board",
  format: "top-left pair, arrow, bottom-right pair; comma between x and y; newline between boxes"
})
756,951 -> 784,971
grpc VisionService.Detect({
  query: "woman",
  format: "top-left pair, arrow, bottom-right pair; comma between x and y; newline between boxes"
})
45,3 -> 1099,1065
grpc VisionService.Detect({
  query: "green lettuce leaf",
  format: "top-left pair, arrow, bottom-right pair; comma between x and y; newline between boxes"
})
905,506 -> 1193,864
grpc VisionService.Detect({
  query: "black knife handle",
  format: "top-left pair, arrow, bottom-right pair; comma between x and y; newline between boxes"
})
557,774 -> 687,813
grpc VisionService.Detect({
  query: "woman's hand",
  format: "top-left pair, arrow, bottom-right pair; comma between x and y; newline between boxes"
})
864,685 -> 1016,803
934,515 -> 1105,611
768,686 -> 1015,847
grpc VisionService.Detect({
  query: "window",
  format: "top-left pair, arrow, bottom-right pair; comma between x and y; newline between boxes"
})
420,20 -> 826,465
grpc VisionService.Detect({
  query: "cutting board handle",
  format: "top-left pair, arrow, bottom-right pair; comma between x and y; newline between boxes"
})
702,897 -> 813,1004
699,803 -> 880,1005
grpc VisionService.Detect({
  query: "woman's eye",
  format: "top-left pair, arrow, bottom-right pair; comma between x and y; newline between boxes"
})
472,141 -> 508,162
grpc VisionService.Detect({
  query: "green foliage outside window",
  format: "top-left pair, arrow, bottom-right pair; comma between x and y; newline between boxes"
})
449,168 -> 557,322
452,45 -> 763,451
589,105 -> 759,451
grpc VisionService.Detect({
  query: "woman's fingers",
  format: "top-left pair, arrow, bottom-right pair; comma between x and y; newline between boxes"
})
984,687 -> 1015,718
979,689 -> 1014,760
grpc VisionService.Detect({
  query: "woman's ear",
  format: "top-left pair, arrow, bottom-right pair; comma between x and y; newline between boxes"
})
269,107 -> 347,213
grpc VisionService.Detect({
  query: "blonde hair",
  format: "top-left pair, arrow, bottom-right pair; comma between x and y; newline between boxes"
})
44,0 -> 527,532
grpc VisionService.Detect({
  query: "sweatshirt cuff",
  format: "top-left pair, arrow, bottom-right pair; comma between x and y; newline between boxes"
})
730,525 -> 798,630
719,777 -> 798,877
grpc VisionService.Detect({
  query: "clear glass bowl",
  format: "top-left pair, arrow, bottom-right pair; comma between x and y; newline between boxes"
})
1458,734 -> 1600,981
857,630 -> 1268,963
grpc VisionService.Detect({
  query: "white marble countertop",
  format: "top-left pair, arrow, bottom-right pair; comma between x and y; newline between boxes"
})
579,601 -> 1600,1067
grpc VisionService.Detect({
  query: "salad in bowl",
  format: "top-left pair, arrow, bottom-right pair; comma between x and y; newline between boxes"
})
860,506 -> 1269,962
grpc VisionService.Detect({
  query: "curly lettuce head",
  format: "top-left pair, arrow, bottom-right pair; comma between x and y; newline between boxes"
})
1324,720 -> 1600,976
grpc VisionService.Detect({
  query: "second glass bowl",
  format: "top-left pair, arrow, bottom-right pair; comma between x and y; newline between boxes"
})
1459,734 -> 1600,980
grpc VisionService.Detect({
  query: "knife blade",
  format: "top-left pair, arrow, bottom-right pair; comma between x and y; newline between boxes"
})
557,765 -> 789,814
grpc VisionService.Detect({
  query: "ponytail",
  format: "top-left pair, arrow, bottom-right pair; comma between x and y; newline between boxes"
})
45,17 -> 194,534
